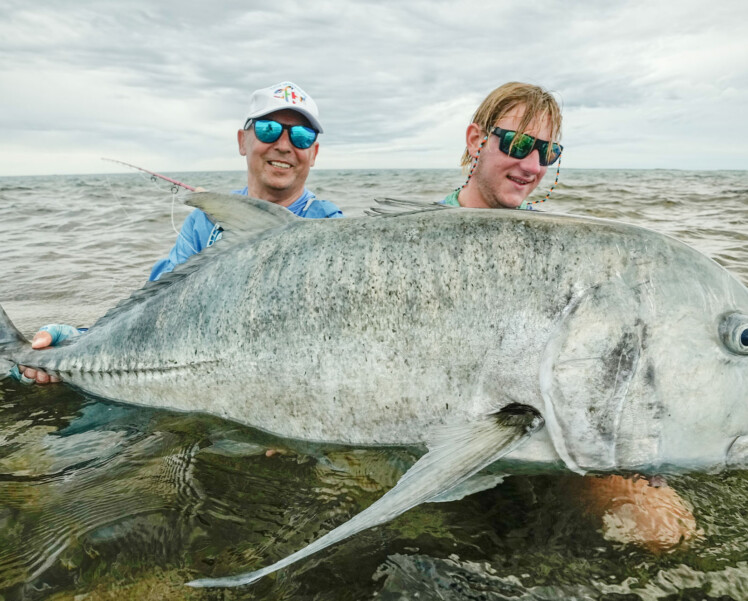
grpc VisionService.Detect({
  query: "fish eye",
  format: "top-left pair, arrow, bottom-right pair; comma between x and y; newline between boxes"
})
720,313 -> 748,355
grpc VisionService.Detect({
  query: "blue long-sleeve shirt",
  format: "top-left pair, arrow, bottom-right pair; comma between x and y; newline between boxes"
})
149,187 -> 342,281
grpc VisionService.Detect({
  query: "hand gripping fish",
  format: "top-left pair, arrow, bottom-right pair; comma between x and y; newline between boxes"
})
1,194 -> 747,587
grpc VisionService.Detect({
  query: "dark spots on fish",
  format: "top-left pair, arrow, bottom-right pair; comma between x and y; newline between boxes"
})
635,319 -> 649,351
644,361 -> 656,387
603,330 -> 639,384
563,288 -> 574,308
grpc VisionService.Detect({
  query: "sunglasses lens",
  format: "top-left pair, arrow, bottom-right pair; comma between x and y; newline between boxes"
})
496,130 -> 512,154
548,143 -> 563,165
253,120 -> 317,149
289,126 -> 318,149
538,143 -> 562,166
253,120 -> 283,143
509,133 -> 535,159
494,128 -> 562,166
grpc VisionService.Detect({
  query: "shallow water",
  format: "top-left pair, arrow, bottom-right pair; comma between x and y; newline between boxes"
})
0,168 -> 747,600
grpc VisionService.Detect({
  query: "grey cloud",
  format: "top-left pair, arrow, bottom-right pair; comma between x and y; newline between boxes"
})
2,0 -> 748,174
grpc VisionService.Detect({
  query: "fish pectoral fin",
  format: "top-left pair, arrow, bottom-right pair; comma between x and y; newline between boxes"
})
186,404 -> 543,589
427,473 -> 506,503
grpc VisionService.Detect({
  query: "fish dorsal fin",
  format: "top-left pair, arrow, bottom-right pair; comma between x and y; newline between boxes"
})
365,197 -> 450,217
89,248 -> 224,331
186,191 -> 299,235
88,193 -> 297,332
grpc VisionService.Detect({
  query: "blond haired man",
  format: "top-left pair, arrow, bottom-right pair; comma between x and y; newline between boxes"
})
444,82 -> 562,210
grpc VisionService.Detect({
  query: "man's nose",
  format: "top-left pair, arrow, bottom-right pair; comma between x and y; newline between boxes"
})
272,129 -> 293,151
517,149 -> 544,174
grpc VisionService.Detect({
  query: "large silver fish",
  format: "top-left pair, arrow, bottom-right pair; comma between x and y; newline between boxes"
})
2,193 -> 747,587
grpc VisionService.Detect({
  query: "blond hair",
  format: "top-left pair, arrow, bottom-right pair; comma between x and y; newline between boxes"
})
461,82 -> 562,167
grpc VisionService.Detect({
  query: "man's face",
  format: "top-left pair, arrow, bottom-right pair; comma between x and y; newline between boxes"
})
237,109 -> 319,205
463,105 -> 553,209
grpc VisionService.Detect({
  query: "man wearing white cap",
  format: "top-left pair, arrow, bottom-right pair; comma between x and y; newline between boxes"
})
148,81 -> 342,281
19,81 -> 343,384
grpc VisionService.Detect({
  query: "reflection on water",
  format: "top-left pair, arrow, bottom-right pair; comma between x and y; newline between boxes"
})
3,375 -> 748,600
1,169 -> 748,599
0,384 -> 204,597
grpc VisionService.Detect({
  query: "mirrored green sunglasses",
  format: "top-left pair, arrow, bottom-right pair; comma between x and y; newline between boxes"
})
491,127 -> 563,166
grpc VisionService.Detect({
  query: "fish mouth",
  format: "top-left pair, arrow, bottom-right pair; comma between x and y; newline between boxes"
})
726,434 -> 748,468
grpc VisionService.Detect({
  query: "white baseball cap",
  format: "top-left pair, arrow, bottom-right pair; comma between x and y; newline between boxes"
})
243,81 -> 323,133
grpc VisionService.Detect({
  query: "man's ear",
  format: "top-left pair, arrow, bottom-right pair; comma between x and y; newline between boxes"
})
465,123 -> 486,158
309,141 -> 319,167
237,130 -> 248,156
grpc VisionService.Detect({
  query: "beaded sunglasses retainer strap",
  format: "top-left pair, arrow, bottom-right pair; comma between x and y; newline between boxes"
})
457,133 -> 561,205
529,153 -> 561,205
458,135 -> 489,191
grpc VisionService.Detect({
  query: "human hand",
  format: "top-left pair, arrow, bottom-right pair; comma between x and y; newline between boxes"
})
17,324 -> 81,385
568,474 -> 700,552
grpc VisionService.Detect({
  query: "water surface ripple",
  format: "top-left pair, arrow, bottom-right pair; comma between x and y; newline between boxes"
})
0,168 -> 747,600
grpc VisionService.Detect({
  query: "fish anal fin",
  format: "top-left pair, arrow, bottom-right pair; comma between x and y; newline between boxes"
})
186,404 -> 543,588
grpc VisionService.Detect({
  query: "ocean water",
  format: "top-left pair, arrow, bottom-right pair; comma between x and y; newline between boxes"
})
0,168 -> 747,600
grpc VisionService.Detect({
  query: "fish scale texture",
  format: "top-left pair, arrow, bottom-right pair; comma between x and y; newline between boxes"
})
7,208 -> 748,473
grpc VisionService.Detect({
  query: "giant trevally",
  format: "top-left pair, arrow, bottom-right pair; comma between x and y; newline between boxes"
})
1,193 -> 747,588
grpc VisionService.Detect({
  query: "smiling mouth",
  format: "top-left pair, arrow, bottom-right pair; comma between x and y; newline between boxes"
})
508,175 -> 532,186
269,161 -> 292,169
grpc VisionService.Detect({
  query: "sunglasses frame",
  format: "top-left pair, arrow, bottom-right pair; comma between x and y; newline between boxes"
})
244,119 -> 319,149
491,127 -> 563,166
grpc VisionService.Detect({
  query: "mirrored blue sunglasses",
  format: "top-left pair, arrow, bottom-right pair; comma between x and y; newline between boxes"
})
245,119 -> 318,149
491,127 -> 563,166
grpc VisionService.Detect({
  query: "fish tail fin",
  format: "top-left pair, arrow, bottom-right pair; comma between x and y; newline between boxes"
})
0,304 -> 26,345
0,304 -> 29,377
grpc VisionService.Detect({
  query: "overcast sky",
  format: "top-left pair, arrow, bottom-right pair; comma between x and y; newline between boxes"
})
2,0 -> 747,176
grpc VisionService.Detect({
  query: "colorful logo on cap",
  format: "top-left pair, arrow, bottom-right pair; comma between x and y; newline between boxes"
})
274,85 -> 306,106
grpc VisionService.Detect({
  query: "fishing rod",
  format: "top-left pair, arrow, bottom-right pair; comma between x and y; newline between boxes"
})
101,157 -> 196,192
101,156 -> 201,255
